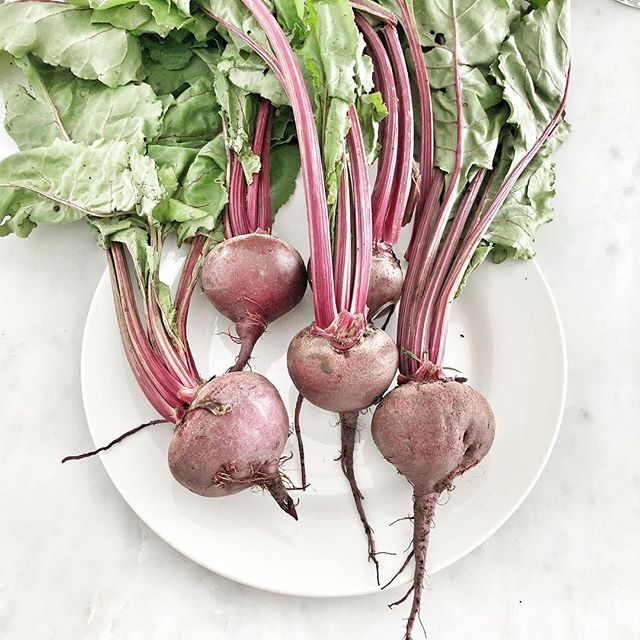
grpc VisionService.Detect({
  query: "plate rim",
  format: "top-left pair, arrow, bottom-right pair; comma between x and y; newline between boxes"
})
80,258 -> 567,598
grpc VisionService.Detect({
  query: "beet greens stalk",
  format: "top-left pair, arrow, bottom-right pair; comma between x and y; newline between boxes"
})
371,0 -> 571,636
355,12 -> 414,323
396,0 -> 434,242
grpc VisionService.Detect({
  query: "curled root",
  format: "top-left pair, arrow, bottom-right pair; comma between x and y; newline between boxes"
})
340,411 -> 381,585
294,393 -> 307,488
61,419 -> 168,463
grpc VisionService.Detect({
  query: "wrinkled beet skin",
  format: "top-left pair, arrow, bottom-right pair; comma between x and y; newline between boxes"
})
201,233 -> 307,324
168,372 -> 289,497
372,381 -> 495,494
367,245 -> 404,319
287,325 -> 399,413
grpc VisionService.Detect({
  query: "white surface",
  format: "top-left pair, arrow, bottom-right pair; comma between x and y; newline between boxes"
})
1,1 -> 640,637
82,247 -> 565,597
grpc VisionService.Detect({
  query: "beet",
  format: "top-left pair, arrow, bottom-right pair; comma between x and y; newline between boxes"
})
367,243 -> 404,321
201,233 -> 307,371
168,371 -> 297,518
372,380 -> 495,638
286,324 -> 398,414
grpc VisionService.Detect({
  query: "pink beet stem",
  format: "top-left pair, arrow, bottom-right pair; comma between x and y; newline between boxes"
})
228,154 -> 250,237
404,16 -> 465,377
145,278 -> 197,391
395,0 -> 433,216
414,170 -> 485,364
175,234 -> 208,378
257,104 -> 274,232
346,107 -> 373,317
107,252 -> 175,421
429,74 -> 570,367
355,14 -> 398,243
334,164 -> 353,312
381,23 -> 414,246
397,170 -> 443,373
350,0 -> 398,25
108,245 -> 187,417
246,100 -> 273,233
144,228 -> 198,391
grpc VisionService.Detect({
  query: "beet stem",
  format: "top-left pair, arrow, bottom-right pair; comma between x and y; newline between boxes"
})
265,475 -> 298,520
246,100 -> 273,233
403,493 -> 437,640
350,0 -> 398,25
175,235 -> 208,378
340,411 -> 380,585
346,108 -> 373,317
429,74 -> 570,367
238,0 -> 338,329
333,163 -> 353,312
294,393 -> 307,489
61,419 -> 168,463
395,0 -> 433,214
355,15 -> 398,241
380,24 -> 415,246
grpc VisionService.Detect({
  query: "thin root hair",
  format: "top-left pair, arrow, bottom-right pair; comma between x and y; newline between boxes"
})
381,549 -> 415,591
388,585 -> 414,609
61,418 -> 168,463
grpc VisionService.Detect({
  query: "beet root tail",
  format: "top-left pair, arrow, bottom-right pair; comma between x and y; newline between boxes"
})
340,411 -> 380,584
403,492 -> 437,640
227,315 -> 267,373
61,418 -> 168,463
266,474 -> 298,520
380,303 -> 396,331
294,393 -> 307,488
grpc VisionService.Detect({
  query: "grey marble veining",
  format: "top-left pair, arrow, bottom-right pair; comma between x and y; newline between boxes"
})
1,1 -> 640,638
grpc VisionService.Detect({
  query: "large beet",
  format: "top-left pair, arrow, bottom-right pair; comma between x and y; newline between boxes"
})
168,371 -> 296,518
371,380 -> 495,638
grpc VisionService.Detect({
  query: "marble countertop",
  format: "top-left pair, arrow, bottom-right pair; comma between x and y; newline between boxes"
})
1,1 -> 639,638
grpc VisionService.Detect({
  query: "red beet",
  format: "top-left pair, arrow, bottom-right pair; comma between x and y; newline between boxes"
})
367,243 -> 404,321
287,323 -> 398,414
372,380 -> 495,638
169,371 -> 297,518
201,233 -> 307,371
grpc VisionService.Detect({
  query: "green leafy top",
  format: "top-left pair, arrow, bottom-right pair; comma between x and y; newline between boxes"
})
0,3 -> 144,87
404,0 -> 570,277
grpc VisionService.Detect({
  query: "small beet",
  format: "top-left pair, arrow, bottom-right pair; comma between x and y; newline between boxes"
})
367,243 -> 404,321
201,233 -> 307,371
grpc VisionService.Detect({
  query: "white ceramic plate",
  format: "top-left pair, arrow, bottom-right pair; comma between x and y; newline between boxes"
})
81,186 -> 566,598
